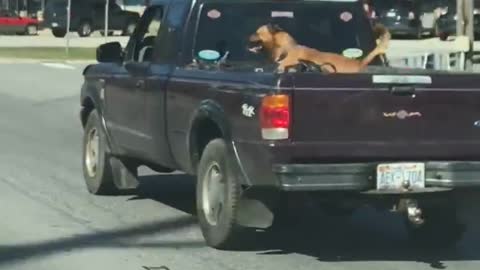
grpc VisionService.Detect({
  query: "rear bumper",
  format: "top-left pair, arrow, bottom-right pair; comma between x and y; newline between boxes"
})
273,161 -> 480,192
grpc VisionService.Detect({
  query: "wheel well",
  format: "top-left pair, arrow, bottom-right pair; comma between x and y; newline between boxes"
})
192,118 -> 223,171
81,97 -> 95,127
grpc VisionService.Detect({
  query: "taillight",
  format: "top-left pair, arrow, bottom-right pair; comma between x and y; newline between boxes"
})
260,94 -> 290,140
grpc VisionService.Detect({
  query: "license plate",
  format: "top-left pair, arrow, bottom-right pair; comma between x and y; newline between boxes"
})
376,163 -> 425,190
51,22 -> 58,27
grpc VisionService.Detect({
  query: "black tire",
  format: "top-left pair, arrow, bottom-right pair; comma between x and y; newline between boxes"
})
82,110 -> 119,195
122,20 -> 137,36
25,24 -> 38,35
77,21 -> 92,37
196,138 -> 246,249
52,28 -> 66,38
406,204 -> 466,249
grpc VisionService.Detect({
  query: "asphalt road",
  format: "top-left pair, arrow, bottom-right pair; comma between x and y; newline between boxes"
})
1,62 -> 480,270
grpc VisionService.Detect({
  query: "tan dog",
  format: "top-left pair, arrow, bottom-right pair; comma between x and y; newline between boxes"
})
248,23 -> 391,73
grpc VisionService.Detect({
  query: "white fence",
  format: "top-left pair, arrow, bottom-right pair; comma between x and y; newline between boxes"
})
386,36 -> 471,71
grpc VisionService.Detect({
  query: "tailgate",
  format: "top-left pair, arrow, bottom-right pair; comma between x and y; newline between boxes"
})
290,72 -> 480,160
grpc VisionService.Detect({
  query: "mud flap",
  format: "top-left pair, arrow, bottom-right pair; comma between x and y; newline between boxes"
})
109,156 -> 139,190
236,189 -> 276,229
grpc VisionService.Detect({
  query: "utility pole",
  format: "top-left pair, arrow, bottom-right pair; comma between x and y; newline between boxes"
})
456,0 -> 474,71
66,0 -> 71,59
105,0 -> 110,43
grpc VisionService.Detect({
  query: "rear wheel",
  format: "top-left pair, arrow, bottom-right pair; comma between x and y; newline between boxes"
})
77,21 -> 92,37
196,139 -> 247,250
406,204 -> 466,249
52,28 -> 66,38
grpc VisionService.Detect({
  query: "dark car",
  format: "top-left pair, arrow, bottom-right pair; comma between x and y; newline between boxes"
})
372,0 -> 426,38
81,0 -> 480,250
435,0 -> 480,40
0,10 -> 39,35
44,0 -> 140,37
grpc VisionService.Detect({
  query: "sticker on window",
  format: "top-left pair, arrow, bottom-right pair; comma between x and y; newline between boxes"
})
271,11 -> 294,18
339,11 -> 353,22
342,48 -> 363,59
207,9 -> 221,19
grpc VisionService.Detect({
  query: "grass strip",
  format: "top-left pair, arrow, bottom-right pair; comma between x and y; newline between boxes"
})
0,47 -> 96,60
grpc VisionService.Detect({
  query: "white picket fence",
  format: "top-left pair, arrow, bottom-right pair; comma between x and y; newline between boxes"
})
386,36 -> 471,71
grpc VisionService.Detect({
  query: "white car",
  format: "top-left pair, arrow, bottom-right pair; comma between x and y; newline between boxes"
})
116,0 -> 146,15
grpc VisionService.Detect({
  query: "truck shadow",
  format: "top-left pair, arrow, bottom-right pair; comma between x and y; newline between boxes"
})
133,173 -> 480,268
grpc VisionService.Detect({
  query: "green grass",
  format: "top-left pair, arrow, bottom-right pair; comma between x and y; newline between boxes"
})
0,47 -> 96,60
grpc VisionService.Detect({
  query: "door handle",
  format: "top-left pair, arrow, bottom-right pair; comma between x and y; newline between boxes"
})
136,80 -> 145,89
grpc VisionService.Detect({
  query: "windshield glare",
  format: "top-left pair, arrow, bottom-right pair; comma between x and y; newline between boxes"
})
194,2 -> 376,67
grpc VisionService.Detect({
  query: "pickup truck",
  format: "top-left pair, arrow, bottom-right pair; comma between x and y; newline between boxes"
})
80,0 -> 479,250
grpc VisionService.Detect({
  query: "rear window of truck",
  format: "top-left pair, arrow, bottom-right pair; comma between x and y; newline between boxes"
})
193,1 -> 377,65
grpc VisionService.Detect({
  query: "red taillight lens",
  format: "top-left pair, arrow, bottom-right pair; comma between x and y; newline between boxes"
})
260,94 -> 290,140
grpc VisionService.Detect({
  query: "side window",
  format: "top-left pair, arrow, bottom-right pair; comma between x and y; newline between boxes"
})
124,6 -> 164,63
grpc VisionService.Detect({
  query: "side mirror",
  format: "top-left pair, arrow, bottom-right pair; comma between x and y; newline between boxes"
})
96,42 -> 123,63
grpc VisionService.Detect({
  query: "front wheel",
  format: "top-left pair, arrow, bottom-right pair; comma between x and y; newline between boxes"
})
77,21 -> 92,37
196,139 -> 247,250
82,110 -> 119,195
52,28 -> 66,38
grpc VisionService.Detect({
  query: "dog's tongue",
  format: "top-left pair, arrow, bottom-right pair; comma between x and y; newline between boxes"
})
248,46 -> 262,53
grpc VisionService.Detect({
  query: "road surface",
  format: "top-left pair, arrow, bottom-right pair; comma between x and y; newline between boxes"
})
1,62 -> 480,270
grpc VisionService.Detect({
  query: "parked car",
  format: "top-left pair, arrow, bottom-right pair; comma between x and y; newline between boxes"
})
81,0 -> 479,250
44,0 -> 140,38
435,0 -> 480,40
372,0 -> 424,38
417,0 -> 452,36
0,9 -> 39,35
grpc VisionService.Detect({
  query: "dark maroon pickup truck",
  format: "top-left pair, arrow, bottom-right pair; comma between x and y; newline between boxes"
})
80,0 -> 480,250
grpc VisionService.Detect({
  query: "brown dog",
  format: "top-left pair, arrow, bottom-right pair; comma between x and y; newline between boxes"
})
248,23 -> 391,73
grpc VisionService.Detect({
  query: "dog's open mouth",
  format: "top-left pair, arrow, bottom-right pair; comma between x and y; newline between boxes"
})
247,40 -> 264,54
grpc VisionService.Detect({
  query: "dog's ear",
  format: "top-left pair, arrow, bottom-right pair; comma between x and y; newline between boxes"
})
267,23 -> 283,34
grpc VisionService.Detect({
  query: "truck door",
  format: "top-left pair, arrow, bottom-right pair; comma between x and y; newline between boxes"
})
103,6 -> 164,158
142,0 -> 186,168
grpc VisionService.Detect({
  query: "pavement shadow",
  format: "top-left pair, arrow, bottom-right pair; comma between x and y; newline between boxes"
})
133,173 -> 480,269
0,215 -> 203,266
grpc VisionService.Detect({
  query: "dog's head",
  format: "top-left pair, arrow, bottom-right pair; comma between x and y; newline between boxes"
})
248,23 -> 284,54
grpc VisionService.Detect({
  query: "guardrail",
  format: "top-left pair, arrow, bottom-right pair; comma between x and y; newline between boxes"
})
386,36 -> 470,71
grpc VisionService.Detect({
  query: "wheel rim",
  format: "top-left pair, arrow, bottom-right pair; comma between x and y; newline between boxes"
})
85,127 -> 100,178
82,23 -> 91,35
202,162 -> 226,226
